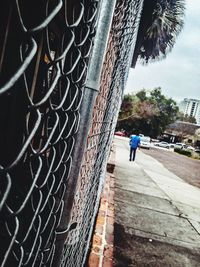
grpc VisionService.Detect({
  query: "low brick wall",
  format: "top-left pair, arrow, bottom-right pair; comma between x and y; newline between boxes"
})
88,173 -> 115,267
87,146 -> 115,267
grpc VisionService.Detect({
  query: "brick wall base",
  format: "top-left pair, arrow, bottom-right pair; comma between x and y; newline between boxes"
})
87,146 -> 115,267
87,173 -> 115,267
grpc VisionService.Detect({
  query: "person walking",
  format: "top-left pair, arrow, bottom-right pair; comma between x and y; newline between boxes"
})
129,133 -> 140,161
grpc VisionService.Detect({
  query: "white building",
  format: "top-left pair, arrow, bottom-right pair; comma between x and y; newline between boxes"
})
179,98 -> 200,125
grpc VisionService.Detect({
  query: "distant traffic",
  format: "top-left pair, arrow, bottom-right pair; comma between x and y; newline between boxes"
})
114,131 -> 200,156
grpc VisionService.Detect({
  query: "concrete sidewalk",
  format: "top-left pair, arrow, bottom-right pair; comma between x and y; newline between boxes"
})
114,137 -> 200,267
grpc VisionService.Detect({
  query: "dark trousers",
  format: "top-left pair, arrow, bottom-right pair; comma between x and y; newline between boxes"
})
130,147 -> 137,161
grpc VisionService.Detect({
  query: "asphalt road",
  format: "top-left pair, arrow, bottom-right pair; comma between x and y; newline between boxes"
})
141,145 -> 200,188
114,136 -> 200,267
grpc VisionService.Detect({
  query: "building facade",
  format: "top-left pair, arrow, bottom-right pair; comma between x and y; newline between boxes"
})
179,98 -> 200,125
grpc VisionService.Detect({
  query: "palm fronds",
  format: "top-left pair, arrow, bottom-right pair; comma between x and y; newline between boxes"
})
132,0 -> 185,65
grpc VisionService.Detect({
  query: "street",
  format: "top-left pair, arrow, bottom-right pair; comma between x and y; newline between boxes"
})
142,146 -> 200,189
114,136 -> 200,267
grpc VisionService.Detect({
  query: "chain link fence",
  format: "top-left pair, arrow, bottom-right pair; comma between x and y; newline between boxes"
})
61,0 -> 143,266
0,0 -> 143,266
0,0 -> 100,266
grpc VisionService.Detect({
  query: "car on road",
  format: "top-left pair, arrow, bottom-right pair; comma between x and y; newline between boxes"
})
139,136 -> 151,150
174,143 -> 187,149
194,147 -> 200,154
186,146 -> 195,151
169,143 -> 175,148
154,141 -> 170,149
114,131 -> 126,137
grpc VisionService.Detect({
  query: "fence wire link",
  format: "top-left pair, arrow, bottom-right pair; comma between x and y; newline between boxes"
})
60,0 -> 143,266
0,0 -> 144,266
0,0 -> 100,266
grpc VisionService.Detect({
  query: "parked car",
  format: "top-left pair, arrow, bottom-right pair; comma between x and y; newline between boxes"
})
139,136 -> 151,150
114,131 -> 126,137
154,141 -> 169,149
169,143 -> 175,148
174,143 -> 187,149
194,147 -> 200,154
186,146 -> 195,151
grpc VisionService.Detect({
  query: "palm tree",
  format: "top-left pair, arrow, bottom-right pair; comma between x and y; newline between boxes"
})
132,0 -> 185,66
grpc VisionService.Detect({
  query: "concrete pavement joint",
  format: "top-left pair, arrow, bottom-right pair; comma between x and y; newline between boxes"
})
187,219 -> 200,236
140,168 -> 200,238
142,168 -> 186,218
115,198 -> 184,218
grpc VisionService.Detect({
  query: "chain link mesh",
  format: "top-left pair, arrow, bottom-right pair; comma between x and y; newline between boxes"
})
0,0 -> 144,266
0,0 -> 100,266
60,0 -> 143,266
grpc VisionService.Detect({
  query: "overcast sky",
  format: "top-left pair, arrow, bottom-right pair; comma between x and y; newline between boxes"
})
125,0 -> 200,102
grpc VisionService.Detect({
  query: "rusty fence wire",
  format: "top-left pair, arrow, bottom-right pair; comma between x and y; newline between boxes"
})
0,0 -> 100,266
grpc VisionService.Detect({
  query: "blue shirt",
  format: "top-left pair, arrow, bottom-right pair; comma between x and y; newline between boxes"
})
130,135 -> 140,149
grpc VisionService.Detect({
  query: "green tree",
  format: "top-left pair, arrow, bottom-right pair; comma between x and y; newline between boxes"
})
118,94 -> 135,120
135,89 -> 147,102
149,87 -> 179,135
117,88 -> 179,137
177,112 -> 197,124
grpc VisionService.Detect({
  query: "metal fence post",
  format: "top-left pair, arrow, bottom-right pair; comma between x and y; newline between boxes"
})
53,0 -> 117,265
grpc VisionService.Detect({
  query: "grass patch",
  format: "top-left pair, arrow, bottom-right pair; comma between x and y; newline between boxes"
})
174,148 -> 192,157
174,148 -> 200,160
193,152 -> 200,160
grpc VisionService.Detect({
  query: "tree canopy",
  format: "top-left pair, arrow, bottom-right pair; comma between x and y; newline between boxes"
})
132,0 -> 185,66
177,112 -> 197,124
117,88 -> 179,137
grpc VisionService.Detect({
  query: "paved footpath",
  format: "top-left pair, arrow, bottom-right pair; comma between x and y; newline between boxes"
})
114,137 -> 200,267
